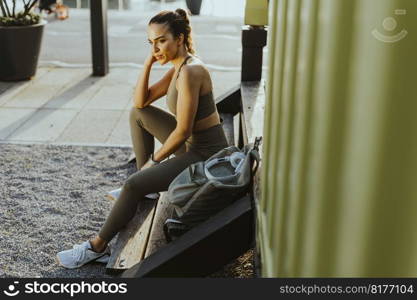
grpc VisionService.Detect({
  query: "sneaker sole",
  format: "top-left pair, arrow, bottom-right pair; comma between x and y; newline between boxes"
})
55,252 -> 111,269
95,254 -> 110,264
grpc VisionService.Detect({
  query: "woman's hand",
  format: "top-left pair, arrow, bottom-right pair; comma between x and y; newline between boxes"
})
141,155 -> 159,170
145,52 -> 157,66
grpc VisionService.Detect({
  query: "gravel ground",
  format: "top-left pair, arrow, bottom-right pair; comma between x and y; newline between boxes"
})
0,143 -> 253,278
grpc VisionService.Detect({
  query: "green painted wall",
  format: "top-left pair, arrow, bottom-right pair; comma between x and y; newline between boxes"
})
258,0 -> 417,277
245,0 -> 269,26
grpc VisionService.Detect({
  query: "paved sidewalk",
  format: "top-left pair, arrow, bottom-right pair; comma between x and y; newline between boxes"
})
40,9 -> 245,67
0,1 -> 247,147
0,66 -> 240,147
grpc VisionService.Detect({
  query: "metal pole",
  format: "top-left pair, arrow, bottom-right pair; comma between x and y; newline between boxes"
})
90,0 -> 109,76
241,25 -> 267,82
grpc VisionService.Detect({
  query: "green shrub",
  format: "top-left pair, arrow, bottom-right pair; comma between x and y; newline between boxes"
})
0,0 -> 41,27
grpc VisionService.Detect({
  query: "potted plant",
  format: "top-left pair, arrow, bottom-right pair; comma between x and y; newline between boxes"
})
0,0 -> 46,81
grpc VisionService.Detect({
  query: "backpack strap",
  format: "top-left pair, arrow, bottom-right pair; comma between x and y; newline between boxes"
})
252,136 -> 262,152
204,152 -> 247,181
249,136 -> 262,175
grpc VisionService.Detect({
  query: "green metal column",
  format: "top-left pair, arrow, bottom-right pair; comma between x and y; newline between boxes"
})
259,0 -> 417,277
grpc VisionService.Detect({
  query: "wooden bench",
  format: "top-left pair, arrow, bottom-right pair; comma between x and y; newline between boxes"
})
105,91 -> 239,274
239,80 -> 265,276
107,18 -> 267,272
109,19 -> 267,276
104,81 -> 266,277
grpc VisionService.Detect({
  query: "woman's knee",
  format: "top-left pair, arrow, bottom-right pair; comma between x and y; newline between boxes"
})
130,106 -> 144,127
129,106 -> 155,127
123,172 -> 145,194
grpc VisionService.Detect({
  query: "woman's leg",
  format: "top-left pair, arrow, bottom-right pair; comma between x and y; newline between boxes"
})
94,150 -> 204,247
89,107 -> 191,252
129,106 -> 186,169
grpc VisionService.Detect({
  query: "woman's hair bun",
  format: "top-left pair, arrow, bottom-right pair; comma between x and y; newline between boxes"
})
175,8 -> 189,23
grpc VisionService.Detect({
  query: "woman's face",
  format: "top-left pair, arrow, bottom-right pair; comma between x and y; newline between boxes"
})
147,23 -> 182,65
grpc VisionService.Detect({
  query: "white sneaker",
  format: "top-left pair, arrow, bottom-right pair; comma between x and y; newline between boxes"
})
56,241 -> 110,269
105,188 -> 122,201
95,254 -> 110,264
105,188 -> 160,201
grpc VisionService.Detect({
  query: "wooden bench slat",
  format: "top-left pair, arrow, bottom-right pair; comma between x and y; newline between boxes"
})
240,80 -> 265,278
240,80 -> 265,150
144,192 -> 173,258
122,195 -> 254,278
240,80 -> 264,227
106,200 -> 156,272
219,112 -> 235,146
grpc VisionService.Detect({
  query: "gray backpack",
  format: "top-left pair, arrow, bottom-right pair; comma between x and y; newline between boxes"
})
163,138 -> 261,241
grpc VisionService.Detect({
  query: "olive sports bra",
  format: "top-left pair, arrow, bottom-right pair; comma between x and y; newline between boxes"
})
166,56 -> 216,121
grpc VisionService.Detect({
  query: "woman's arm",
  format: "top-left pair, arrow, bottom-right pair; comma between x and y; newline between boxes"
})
152,65 -> 201,162
133,54 -> 175,108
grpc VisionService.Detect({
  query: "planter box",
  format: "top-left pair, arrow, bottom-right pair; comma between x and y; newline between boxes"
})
0,20 -> 46,81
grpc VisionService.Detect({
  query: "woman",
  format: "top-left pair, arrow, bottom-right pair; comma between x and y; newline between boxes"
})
56,8 -> 229,269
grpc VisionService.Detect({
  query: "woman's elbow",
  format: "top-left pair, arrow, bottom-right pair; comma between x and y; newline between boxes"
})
133,92 -> 151,109
176,128 -> 192,140
133,99 -> 148,109
132,98 -> 144,109
134,103 -> 145,109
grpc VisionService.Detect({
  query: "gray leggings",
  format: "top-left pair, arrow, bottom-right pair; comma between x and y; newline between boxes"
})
98,106 -> 228,241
